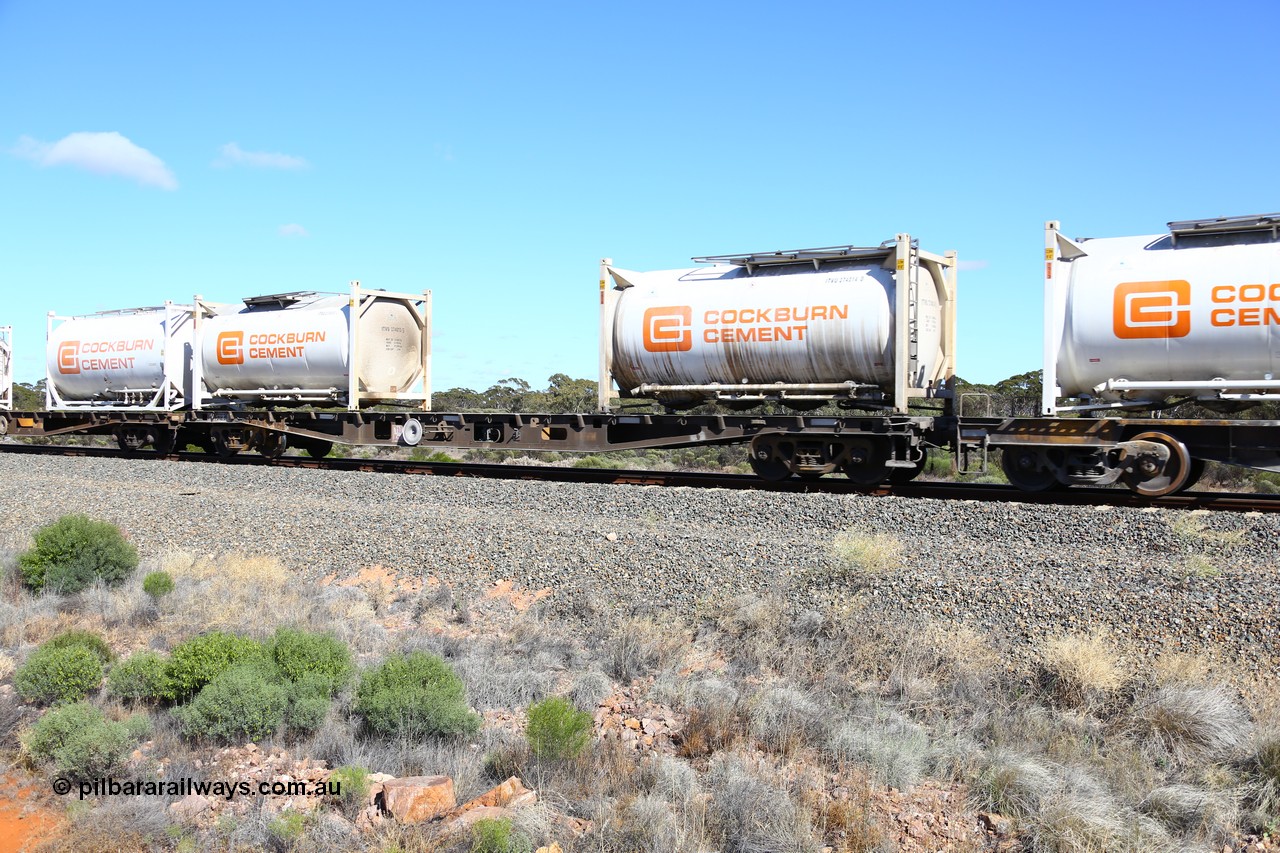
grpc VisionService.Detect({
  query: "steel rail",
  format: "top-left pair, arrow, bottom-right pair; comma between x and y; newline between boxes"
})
2,441 -> 1278,513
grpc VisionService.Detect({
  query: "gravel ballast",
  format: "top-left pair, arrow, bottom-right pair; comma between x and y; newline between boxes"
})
0,453 -> 1275,670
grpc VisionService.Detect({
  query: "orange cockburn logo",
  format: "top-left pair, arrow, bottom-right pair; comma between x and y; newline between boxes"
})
57,341 -> 80,374
642,306 -> 693,353
216,331 -> 244,365
1113,280 -> 1191,339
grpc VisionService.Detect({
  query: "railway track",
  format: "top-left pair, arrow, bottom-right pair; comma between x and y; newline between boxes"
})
2,441 -> 1277,514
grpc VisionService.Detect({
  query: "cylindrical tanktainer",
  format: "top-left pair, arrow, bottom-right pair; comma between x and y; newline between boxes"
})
0,326 -> 12,410
197,286 -> 429,407
1049,214 -> 1280,409
45,307 -> 193,409
604,241 -> 955,410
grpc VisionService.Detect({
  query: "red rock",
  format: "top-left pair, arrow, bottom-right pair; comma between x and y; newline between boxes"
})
448,805 -> 509,831
458,776 -> 535,811
169,794 -> 211,823
381,775 -> 456,824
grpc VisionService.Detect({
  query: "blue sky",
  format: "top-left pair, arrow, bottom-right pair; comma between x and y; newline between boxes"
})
2,1 -> 1277,390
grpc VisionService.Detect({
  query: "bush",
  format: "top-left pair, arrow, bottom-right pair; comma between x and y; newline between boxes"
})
355,651 -> 480,739
267,627 -> 353,695
142,570 -> 175,601
327,765 -> 371,817
285,672 -> 333,734
23,701 -> 135,779
18,514 -> 139,594
470,815 -> 531,853
43,630 -> 114,666
175,661 -> 287,742
526,696 -> 592,760
15,645 -> 103,705
164,632 -> 264,702
107,651 -> 171,703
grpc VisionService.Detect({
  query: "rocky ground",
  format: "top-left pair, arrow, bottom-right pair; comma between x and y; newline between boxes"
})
0,453 -> 1275,673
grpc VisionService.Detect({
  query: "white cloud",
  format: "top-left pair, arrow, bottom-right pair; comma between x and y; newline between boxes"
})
278,223 -> 309,238
957,259 -> 989,271
216,142 -> 308,170
11,131 -> 177,190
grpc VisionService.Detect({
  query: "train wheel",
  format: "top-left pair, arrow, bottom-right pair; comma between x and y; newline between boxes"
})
748,436 -> 792,482
1122,431 -> 1192,497
152,430 -> 176,455
1183,458 -> 1207,491
305,440 -> 334,459
1000,447 -> 1059,491
842,438 -> 888,485
258,432 -> 288,458
210,429 -> 240,459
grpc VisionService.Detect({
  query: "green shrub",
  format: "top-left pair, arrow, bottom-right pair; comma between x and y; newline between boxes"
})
409,449 -> 461,463
284,672 -> 333,734
107,651 -> 171,703
470,815 -> 531,853
15,645 -> 104,705
267,811 -> 306,846
142,570 -> 175,601
355,651 -> 480,739
327,765 -> 371,816
266,627 -> 352,695
175,661 -> 287,742
163,632 -> 264,702
23,702 -> 134,779
18,514 -> 139,594
572,455 -> 628,470
526,696 -> 592,760
43,630 -> 114,666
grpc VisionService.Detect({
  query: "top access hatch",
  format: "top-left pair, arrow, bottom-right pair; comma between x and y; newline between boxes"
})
1162,213 -> 1280,248
692,240 -> 912,274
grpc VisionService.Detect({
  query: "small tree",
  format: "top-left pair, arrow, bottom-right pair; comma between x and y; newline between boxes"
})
355,652 -> 480,738
526,696 -> 592,760
19,515 -> 139,594
15,645 -> 104,705
142,570 -> 175,602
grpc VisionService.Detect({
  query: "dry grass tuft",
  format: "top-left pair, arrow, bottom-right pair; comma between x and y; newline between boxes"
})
705,751 -> 821,853
827,710 -> 929,791
1131,686 -> 1250,767
1039,631 -> 1124,708
1152,651 -> 1214,687
748,685 -> 824,755
830,532 -> 903,577
159,551 -> 305,637
608,616 -> 687,683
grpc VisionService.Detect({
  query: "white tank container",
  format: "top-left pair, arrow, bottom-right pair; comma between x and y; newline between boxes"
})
197,287 -> 429,407
606,255 -> 949,408
0,326 -> 12,410
1050,217 -> 1280,407
46,307 -> 193,409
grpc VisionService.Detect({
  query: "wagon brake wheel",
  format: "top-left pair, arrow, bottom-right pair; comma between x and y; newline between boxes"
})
258,431 -> 288,459
999,446 -> 1059,492
151,429 -> 176,456
842,437 -> 889,486
748,436 -> 792,482
211,429 -> 240,459
1122,431 -> 1192,497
